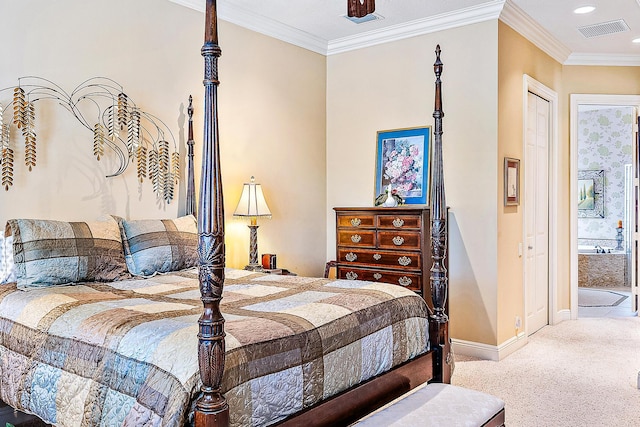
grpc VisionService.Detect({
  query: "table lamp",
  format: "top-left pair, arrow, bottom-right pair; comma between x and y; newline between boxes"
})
233,176 -> 272,271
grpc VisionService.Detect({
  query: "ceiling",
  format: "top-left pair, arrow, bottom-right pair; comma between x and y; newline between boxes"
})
171,0 -> 640,65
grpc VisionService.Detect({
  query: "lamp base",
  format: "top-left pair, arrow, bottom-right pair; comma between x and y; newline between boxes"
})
244,264 -> 263,272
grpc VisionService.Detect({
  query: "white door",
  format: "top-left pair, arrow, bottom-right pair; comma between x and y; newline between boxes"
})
525,92 -> 550,334
633,114 -> 639,314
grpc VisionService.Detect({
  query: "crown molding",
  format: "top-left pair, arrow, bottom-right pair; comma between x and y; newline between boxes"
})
564,53 -> 640,67
170,0 -> 506,56
499,0 -> 571,64
326,1 -> 506,55
170,0 -> 640,64
169,0 -> 329,55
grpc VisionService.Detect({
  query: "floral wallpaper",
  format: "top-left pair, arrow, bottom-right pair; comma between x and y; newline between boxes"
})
577,106 -> 634,245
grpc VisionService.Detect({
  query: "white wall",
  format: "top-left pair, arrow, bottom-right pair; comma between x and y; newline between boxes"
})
326,21 -> 500,344
0,0 -> 328,277
0,0 -> 203,224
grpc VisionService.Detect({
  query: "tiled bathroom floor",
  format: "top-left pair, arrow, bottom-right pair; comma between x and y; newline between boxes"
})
578,287 -> 636,318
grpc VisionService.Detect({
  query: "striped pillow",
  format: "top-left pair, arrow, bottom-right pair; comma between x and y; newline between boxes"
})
5,216 -> 130,289
119,215 -> 198,277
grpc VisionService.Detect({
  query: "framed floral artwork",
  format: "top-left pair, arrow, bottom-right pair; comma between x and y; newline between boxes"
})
375,126 -> 430,205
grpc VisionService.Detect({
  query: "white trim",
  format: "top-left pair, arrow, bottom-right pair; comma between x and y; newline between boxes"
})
169,0 -> 504,56
570,94 -> 640,319
565,53 -> 640,67
452,333 -> 527,361
499,1 -> 640,66
169,0 -> 640,64
555,309 -> 571,323
327,2 -> 504,55
499,1 -> 570,64
522,75 -> 559,332
168,0 -> 329,55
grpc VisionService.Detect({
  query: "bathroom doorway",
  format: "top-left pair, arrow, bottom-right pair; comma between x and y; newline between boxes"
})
570,94 -> 640,318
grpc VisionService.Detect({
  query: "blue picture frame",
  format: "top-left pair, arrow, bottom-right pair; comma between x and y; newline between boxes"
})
375,126 -> 430,205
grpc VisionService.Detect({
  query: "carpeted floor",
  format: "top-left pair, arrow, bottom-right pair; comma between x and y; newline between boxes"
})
452,317 -> 640,426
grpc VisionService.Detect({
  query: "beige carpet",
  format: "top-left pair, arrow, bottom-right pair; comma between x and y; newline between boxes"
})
452,317 -> 640,426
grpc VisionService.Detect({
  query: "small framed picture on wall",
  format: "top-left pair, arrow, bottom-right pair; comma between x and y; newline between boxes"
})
504,157 -> 520,206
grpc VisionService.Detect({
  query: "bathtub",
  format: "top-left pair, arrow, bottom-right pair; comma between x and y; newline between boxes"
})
578,247 -> 627,287
578,245 -> 624,254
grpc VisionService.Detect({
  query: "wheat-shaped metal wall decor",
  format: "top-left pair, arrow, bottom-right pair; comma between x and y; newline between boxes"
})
0,76 -> 180,203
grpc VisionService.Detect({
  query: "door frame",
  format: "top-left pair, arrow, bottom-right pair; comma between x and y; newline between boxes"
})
522,75 -> 559,333
569,94 -> 640,319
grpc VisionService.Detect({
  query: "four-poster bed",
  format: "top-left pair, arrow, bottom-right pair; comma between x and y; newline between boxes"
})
0,1 -> 452,426
192,1 -> 450,426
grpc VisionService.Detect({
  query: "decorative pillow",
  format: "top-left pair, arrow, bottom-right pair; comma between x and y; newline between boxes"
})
118,215 -> 198,277
0,234 -> 16,284
5,216 -> 130,289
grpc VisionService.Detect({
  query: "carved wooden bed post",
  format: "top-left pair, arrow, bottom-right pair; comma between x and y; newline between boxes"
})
429,45 -> 451,384
195,1 -> 229,426
186,95 -> 196,218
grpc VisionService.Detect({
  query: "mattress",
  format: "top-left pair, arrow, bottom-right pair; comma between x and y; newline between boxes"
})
0,268 -> 430,426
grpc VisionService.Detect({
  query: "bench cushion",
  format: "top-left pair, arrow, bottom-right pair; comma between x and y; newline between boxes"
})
354,383 -> 505,427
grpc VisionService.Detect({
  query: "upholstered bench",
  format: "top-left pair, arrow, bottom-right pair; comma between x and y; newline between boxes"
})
353,383 -> 505,427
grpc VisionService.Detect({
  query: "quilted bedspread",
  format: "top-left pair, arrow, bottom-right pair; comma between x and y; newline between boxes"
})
0,268 -> 430,426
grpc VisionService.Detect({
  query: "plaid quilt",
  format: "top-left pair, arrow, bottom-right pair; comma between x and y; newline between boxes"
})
0,268 -> 430,426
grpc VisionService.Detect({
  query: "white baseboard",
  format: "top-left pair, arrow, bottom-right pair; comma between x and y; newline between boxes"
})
555,309 -> 571,324
452,332 -> 527,361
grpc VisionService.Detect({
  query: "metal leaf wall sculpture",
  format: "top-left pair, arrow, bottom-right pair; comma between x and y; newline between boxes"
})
0,103 -> 13,191
0,77 -> 180,202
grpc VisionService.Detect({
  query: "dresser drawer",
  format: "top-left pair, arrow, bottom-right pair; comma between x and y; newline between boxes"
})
337,229 -> 376,247
338,248 -> 421,270
377,230 -> 422,250
337,266 -> 422,292
336,213 -> 375,229
377,214 -> 422,230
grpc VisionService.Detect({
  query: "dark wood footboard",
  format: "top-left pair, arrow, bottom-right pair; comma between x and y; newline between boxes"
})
276,351 -> 436,427
0,401 -> 49,427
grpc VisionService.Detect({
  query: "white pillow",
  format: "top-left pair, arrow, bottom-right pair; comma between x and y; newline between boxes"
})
0,235 -> 16,284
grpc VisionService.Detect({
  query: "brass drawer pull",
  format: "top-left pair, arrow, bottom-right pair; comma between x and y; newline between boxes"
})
346,271 -> 358,280
345,252 -> 357,262
398,256 -> 411,266
392,236 -> 405,246
351,234 -> 362,243
373,273 -> 382,280
373,253 -> 382,261
398,276 -> 412,286
350,218 -> 362,227
393,218 -> 404,227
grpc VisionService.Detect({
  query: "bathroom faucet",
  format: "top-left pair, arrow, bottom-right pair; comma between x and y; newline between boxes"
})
594,245 -> 604,253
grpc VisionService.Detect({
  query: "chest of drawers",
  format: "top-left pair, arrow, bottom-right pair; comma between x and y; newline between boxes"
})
334,206 -> 435,300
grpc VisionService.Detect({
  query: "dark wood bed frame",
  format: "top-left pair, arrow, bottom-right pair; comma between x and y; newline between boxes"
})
0,2 -> 453,426
193,1 -> 451,426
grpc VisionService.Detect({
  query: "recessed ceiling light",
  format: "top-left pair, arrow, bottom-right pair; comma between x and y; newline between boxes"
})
633,38 -> 640,44
574,6 -> 596,14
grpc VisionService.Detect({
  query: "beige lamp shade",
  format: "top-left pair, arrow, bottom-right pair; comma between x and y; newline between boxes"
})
233,176 -> 272,218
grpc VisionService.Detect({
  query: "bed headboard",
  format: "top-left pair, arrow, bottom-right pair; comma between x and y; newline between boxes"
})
186,95 -> 196,218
